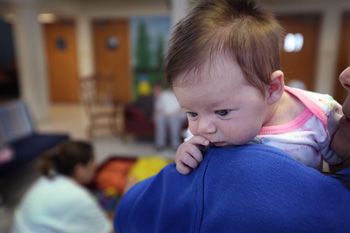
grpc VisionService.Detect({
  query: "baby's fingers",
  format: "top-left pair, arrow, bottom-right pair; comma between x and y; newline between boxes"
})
176,161 -> 192,175
182,152 -> 200,169
187,145 -> 204,163
188,135 -> 210,147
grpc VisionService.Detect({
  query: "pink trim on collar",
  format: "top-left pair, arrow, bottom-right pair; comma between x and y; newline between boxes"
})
284,86 -> 327,130
259,108 -> 313,135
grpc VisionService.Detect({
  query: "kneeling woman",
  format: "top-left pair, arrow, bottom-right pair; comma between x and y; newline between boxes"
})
10,140 -> 112,233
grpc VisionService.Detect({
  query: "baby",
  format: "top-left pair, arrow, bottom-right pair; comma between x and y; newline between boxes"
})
165,0 -> 343,174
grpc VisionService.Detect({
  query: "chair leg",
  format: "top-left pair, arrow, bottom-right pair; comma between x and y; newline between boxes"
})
115,103 -> 128,141
87,124 -> 94,138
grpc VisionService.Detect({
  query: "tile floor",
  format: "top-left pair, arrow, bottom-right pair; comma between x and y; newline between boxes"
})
0,103 -> 176,233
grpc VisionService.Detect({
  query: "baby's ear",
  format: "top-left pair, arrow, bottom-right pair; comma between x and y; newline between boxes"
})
267,70 -> 284,105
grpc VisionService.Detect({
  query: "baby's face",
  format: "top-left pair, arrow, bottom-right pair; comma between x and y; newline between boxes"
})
173,56 -> 270,147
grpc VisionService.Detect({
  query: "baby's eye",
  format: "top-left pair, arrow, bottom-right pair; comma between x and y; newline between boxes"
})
187,112 -> 198,118
215,110 -> 229,116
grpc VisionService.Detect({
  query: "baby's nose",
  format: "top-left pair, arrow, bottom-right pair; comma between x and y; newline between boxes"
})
198,118 -> 216,135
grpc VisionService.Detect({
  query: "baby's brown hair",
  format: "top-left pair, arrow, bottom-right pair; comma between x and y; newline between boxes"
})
165,0 -> 284,94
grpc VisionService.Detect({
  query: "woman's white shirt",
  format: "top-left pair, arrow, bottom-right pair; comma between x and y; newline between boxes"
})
10,175 -> 112,233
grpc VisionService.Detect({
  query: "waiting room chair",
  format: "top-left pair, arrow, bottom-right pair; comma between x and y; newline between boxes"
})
79,74 -> 123,138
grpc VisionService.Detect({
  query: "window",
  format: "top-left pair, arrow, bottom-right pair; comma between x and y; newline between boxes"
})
284,33 -> 304,52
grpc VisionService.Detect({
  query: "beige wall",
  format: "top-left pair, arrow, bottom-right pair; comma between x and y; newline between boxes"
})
261,0 -> 350,94
1,0 -> 350,121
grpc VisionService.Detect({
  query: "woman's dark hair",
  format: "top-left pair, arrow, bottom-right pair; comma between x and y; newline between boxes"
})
40,140 -> 94,178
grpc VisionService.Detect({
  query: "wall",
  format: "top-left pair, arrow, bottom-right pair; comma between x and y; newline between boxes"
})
0,0 -> 173,121
1,0 -> 350,121
261,0 -> 350,95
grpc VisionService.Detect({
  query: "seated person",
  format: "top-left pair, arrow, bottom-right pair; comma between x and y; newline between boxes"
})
10,140 -> 112,233
154,85 -> 186,151
114,11 -> 350,232
114,0 -> 350,230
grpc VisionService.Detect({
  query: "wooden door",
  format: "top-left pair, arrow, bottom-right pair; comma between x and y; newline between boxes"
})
334,13 -> 350,104
93,19 -> 131,103
44,21 -> 79,102
277,14 -> 321,91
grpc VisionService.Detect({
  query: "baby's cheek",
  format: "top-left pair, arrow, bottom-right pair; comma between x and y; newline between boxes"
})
184,124 -> 198,140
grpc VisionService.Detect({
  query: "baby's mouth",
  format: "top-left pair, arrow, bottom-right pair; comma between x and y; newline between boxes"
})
212,142 -> 227,147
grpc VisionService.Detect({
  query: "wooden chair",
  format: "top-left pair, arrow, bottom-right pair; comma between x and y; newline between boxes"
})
79,74 -> 123,138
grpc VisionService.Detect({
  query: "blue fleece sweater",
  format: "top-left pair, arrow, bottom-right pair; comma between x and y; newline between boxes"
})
115,144 -> 350,233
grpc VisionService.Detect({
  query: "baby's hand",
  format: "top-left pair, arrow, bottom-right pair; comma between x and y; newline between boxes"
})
175,136 -> 210,175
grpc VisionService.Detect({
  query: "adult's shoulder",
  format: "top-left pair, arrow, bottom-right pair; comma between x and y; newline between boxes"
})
115,144 -> 350,233
115,145 -> 296,232
201,145 -> 350,233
